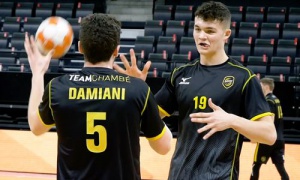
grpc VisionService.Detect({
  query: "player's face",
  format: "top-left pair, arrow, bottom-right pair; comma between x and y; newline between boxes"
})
193,17 -> 230,56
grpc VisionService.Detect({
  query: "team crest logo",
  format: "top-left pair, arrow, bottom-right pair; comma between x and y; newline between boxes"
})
222,76 -> 235,89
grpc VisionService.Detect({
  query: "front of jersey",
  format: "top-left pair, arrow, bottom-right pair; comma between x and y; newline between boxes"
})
155,59 -> 272,180
38,67 -> 166,180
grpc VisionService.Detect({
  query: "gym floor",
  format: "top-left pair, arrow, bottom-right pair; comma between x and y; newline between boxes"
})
0,130 -> 299,180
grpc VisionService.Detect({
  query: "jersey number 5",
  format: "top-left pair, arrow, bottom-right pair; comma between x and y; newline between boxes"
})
86,112 -> 107,153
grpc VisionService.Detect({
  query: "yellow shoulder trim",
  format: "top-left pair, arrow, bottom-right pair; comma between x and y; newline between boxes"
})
227,62 -> 256,93
146,125 -> 167,141
242,74 -> 256,92
251,112 -> 273,121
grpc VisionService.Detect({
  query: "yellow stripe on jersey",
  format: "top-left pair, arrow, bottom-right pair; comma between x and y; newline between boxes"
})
227,62 -> 256,93
253,142 -> 260,162
242,74 -> 256,92
146,125 -> 167,141
158,105 -> 171,117
250,112 -> 273,121
37,111 -> 55,127
141,87 -> 151,115
171,61 -> 198,87
49,79 -> 56,121
228,62 -> 252,76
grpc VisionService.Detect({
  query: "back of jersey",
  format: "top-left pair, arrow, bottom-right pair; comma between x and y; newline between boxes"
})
40,67 -> 162,179
266,93 -> 284,141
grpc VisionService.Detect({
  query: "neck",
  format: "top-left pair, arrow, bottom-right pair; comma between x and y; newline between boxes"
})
200,51 -> 228,66
264,90 -> 272,96
83,56 -> 115,69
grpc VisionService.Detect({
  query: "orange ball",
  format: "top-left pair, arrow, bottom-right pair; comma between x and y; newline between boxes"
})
35,16 -> 74,59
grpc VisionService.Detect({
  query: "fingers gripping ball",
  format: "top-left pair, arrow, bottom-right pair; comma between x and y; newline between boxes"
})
35,16 -> 73,59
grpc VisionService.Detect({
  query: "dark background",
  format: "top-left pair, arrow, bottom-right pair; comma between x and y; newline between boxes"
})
164,0 -> 300,7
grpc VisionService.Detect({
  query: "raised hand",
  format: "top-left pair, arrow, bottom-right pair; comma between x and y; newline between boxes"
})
24,33 -> 53,76
113,48 -> 151,81
190,98 -> 235,139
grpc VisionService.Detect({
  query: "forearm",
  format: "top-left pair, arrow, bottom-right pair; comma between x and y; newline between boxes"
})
28,74 -> 47,135
24,32 -> 53,135
230,115 -> 276,145
148,125 -> 173,155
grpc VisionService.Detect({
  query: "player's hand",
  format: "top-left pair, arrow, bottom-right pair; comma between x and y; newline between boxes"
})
24,32 -> 53,75
113,48 -> 151,81
190,98 -> 235,139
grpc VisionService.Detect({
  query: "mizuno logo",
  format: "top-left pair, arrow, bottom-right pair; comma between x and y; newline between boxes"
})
179,77 -> 192,85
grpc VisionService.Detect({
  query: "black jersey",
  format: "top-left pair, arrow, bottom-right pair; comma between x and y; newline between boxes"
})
266,93 -> 284,140
38,67 -> 166,180
155,59 -> 272,180
253,94 -> 285,164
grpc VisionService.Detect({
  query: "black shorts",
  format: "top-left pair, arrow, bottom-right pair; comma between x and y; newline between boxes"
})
254,140 -> 285,164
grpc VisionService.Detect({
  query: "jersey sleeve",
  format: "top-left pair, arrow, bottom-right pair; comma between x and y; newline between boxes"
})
38,79 -> 55,125
243,76 -> 272,120
141,87 -> 166,139
154,71 -> 178,116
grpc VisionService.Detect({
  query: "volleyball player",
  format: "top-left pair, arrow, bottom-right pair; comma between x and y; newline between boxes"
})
114,1 -> 276,179
25,13 -> 172,179
250,78 -> 289,180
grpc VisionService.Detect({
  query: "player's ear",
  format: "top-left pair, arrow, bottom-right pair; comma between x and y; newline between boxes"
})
113,45 -> 120,57
78,41 -> 83,54
224,28 -> 231,40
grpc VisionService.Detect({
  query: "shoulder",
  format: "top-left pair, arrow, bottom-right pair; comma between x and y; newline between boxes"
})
45,74 -> 72,93
226,58 -> 258,82
130,76 -> 149,88
266,94 -> 279,103
227,58 -> 254,75
174,59 -> 199,71
228,58 -> 244,66
170,59 -> 199,80
50,73 -> 71,84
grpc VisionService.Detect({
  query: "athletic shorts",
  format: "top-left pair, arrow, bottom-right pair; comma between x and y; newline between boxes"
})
254,140 -> 285,164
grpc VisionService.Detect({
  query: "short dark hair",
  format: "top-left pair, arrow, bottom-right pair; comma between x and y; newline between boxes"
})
194,1 -> 231,29
79,13 -> 121,64
260,77 -> 275,91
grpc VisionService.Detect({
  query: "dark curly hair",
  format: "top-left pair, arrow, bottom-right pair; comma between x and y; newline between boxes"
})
79,13 -> 121,64
194,1 -> 231,29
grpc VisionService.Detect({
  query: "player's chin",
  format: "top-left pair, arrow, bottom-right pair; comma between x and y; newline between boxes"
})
197,48 -> 210,55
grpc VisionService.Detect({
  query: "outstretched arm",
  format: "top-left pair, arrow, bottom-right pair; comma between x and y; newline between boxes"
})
190,98 -> 276,145
24,33 -> 54,135
113,49 -> 151,81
